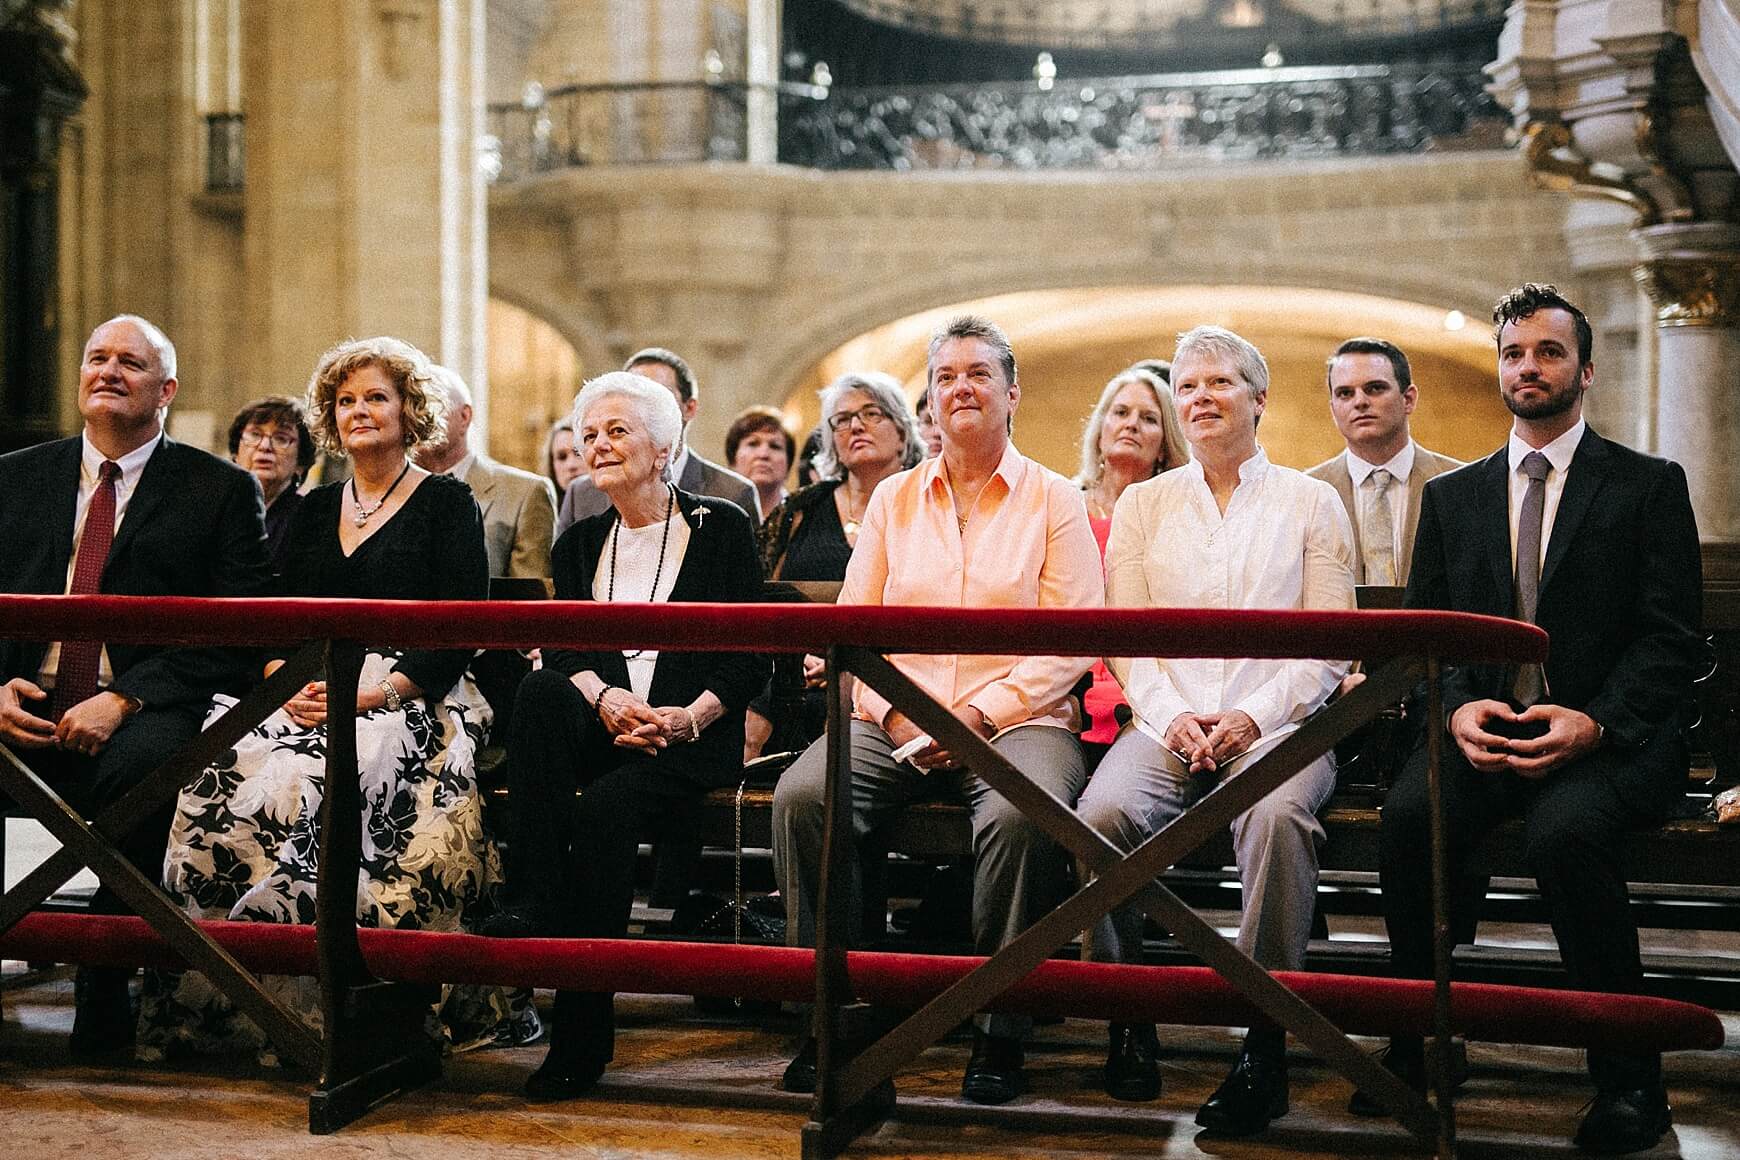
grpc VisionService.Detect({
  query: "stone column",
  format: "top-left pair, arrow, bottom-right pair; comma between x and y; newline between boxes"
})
1634,222 -> 1740,540
0,4 -> 85,450
243,0 -> 487,430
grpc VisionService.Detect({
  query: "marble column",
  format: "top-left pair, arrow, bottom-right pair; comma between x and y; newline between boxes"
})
243,0 -> 487,430
1634,222 -> 1740,541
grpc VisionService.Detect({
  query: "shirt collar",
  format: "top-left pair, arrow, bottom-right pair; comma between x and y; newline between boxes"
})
1508,418 -> 1585,477
669,443 -> 691,486
445,451 -> 477,482
922,439 -> 1024,499
1345,440 -> 1415,486
81,428 -> 163,487
1184,444 -> 1270,486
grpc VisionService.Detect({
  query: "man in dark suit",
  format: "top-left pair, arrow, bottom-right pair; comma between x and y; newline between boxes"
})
1307,337 -> 1461,587
555,346 -> 757,533
1358,285 -> 1703,1154
0,315 -> 272,1052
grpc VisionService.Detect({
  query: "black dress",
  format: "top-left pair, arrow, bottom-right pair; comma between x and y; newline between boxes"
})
146,473 -> 510,1058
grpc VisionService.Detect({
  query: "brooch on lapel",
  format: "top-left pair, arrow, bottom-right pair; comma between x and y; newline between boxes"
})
691,501 -> 711,529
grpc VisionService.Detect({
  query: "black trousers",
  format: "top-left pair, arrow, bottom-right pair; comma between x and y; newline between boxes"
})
4,702 -> 205,911
1379,738 -> 1669,1090
505,667 -> 709,1062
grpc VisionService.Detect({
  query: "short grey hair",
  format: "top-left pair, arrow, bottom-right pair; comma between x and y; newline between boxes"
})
570,370 -> 684,473
812,371 -> 925,481
1173,325 -> 1270,401
427,363 -> 473,409
925,314 -> 1017,388
96,314 -> 178,381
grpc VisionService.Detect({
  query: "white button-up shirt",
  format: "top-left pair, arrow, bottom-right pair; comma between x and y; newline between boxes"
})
1106,447 -> 1355,748
1343,440 -> 1416,562
1506,418 -> 1584,572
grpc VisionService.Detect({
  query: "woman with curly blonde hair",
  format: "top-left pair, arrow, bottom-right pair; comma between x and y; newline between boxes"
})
144,337 -> 536,1058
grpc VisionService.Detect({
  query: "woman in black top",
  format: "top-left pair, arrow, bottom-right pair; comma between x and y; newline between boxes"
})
145,337 -> 517,1058
226,395 -> 316,572
747,371 -> 924,757
485,370 -> 768,1101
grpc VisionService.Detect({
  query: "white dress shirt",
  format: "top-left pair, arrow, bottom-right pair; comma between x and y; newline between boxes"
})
445,451 -> 476,483
1506,418 -> 1585,572
40,431 -> 165,689
1343,440 -> 1416,562
1106,447 -> 1355,748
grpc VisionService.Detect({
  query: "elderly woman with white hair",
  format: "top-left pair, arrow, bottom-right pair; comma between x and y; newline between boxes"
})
484,370 -> 768,1100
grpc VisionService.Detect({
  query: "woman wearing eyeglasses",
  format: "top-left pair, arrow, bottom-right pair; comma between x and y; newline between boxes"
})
746,372 -> 924,759
227,396 -> 317,570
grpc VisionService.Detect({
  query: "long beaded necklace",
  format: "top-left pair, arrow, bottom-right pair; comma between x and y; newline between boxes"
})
608,482 -> 675,659
348,460 -> 413,527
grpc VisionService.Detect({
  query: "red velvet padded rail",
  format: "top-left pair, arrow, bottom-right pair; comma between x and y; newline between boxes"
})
0,595 -> 1545,662
2,915 -> 1718,1053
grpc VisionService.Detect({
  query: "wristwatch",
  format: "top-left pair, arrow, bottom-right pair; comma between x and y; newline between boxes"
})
378,679 -> 403,713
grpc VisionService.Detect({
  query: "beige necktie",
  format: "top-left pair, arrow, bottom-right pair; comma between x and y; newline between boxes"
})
1360,468 -> 1396,586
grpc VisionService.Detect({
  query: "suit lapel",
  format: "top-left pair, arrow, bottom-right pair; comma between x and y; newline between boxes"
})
466,458 -> 498,515
1401,456 -> 1435,577
679,454 -> 706,493
1325,459 -> 1364,584
1539,426 -> 1607,596
44,438 -> 83,588
1473,448 -> 1514,610
103,437 -> 175,586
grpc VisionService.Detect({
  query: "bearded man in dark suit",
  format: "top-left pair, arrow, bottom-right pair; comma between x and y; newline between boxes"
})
1356,285 -> 1703,1155
0,315 -> 272,1053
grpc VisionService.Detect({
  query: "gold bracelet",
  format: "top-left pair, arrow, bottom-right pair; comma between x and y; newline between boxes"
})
378,679 -> 402,713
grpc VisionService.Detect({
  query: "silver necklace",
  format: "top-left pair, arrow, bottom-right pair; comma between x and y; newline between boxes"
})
609,484 -> 675,659
348,461 -> 412,527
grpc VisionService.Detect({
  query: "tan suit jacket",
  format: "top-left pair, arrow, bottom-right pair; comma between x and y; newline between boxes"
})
1306,443 -> 1461,585
466,454 -> 557,578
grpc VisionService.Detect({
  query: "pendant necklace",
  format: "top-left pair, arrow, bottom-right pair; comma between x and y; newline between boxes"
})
349,460 -> 413,527
609,483 -> 675,659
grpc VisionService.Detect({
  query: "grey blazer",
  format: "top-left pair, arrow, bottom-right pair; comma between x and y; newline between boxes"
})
555,449 -> 758,536
466,454 -> 557,578
1306,443 -> 1461,585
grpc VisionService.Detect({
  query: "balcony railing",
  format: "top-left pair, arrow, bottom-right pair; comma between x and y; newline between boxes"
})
483,64 -> 1506,182
778,64 -> 1508,172
204,112 -> 244,192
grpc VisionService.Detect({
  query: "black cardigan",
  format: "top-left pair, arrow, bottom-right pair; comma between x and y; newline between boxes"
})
545,488 -> 769,787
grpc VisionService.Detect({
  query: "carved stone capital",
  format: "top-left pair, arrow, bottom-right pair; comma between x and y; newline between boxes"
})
1632,222 -> 1740,327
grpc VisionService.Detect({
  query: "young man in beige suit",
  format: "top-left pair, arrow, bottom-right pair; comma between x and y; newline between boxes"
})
1306,338 -> 1460,587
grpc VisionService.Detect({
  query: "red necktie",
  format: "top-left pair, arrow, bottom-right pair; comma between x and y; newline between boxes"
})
51,459 -> 121,719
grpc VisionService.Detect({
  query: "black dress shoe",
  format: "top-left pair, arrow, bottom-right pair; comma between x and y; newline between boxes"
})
524,1051 -> 608,1102
69,966 -> 135,1058
1103,1021 -> 1161,1102
1195,1048 -> 1288,1137
961,1030 -> 1025,1105
1573,1087 -> 1671,1155
1349,1039 -> 1469,1117
476,906 -> 548,939
781,1037 -> 818,1093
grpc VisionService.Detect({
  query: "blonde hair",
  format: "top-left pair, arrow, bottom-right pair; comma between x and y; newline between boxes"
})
1074,368 -> 1188,488
305,336 -> 446,455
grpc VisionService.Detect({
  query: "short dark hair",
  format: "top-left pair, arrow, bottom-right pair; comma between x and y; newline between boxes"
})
1327,337 -> 1412,391
227,395 -> 317,472
1128,358 -> 1171,384
624,346 -> 697,402
724,405 -> 797,467
927,315 -> 1017,388
1493,283 -> 1593,366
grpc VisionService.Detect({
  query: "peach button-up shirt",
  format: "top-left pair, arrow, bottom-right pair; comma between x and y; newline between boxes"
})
841,440 -> 1105,733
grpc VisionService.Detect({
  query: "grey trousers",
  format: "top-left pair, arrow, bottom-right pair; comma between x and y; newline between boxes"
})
1076,727 -> 1336,972
773,718 -> 1088,1039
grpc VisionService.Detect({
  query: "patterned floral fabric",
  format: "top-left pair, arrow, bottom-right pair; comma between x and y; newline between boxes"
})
137,650 -> 538,1060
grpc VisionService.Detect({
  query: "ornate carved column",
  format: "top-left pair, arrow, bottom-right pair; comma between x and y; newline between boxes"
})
1490,0 -> 1740,539
1634,221 -> 1740,537
0,1 -> 85,450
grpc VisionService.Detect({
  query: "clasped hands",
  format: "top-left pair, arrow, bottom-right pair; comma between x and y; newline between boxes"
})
0,677 -> 136,757
1450,699 -> 1600,778
1164,709 -> 1260,775
885,706 -> 994,772
595,685 -> 699,753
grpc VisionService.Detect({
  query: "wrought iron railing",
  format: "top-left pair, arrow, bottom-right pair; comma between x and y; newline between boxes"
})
778,64 -> 1508,171
204,112 -> 244,192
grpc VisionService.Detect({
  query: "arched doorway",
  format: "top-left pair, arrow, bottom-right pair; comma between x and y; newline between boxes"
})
486,298 -> 582,473
782,286 -> 1510,476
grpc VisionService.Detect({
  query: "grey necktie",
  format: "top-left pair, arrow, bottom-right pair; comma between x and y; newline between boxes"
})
1359,468 -> 1397,586
1511,450 -> 1551,705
